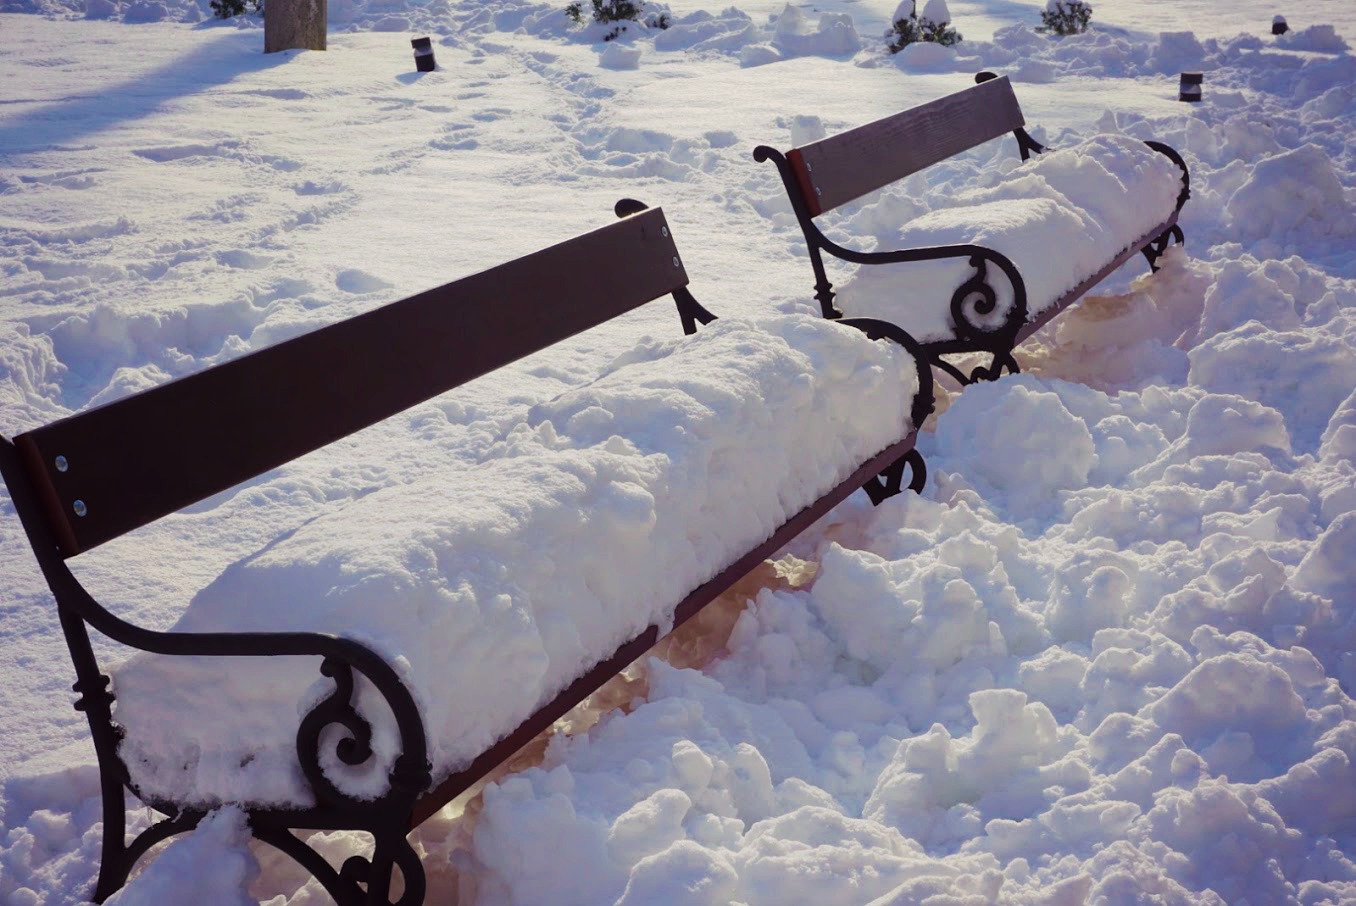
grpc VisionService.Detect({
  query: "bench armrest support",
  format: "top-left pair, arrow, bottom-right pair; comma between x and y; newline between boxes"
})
826,239 -> 1029,350
64,560 -> 430,812
1144,140 -> 1192,213
838,318 -> 935,432
753,145 -> 1029,350
839,317 -> 935,500
615,198 -> 718,335
0,434 -> 431,901
975,72 -> 1046,160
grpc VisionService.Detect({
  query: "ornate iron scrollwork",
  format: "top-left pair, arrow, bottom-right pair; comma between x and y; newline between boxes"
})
1143,141 -> 1191,213
1140,224 -> 1185,273
929,349 -> 1021,387
967,352 -> 1021,383
1137,142 -> 1189,273
288,657 -> 432,905
949,256 -> 1000,339
936,255 -> 1025,384
861,449 -> 927,503
297,658 -> 377,803
838,317 -> 935,502
0,443 -> 435,906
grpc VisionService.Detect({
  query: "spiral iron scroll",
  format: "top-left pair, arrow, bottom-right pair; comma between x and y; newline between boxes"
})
941,255 -> 1025,384
294,657 -> 431,905
861,449 -> 928,503
1140,224 -> 1185,273
837,317 -> 935,502
296,657 -> 376,802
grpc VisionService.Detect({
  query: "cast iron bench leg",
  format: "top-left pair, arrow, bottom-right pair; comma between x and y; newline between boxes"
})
1141,224 -> 1186,273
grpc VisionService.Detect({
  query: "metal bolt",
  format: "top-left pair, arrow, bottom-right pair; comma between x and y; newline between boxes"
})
54,455 -> 69,473
672,256 -> 680,268
805,161 -> 812,171
661,226 -> 669,238
815,187 -> 822,196
72,500 -> 87,517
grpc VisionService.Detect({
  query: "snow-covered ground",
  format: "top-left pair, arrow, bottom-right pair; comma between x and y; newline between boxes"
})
2,0 -> 1355,902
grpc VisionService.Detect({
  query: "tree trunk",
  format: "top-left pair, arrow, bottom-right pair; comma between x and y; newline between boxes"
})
265,0 -> 326,53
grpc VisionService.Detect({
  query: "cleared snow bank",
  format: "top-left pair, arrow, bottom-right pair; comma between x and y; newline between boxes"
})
109,315 -> 922,806
462,358 -> 1356,905
836,134 -> 1184,342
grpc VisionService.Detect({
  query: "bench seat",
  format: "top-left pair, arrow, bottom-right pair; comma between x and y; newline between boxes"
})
109,314 -> 923,808
834,134 -> 1185,343
756,75 -> 1190,385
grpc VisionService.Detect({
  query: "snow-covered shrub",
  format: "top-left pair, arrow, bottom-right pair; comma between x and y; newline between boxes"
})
888,0 -> 962,53
566,0 -> 669,33
209,0 -> 259,17
1039,0 -> 1092,36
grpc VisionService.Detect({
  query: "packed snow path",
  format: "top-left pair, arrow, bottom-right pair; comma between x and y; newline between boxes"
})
1,0 -> 1356,903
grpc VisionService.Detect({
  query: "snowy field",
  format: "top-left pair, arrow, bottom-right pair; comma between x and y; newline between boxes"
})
1,0 -> 1355,902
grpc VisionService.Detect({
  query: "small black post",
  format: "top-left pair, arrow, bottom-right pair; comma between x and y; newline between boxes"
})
1272,15 -> 1289,35
412,36 -> 436,72
1179,71 -> 1203,102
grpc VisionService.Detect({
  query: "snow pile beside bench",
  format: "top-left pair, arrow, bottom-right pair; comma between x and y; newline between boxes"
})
837,134 -> 1183,341
109,314 -> 921,807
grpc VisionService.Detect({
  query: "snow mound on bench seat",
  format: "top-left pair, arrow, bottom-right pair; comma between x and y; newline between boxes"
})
109,314 -> 921,807
835,134 -> 1183,343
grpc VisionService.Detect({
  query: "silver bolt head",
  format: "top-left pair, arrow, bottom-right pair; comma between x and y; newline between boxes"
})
672,256 -> 680,268
661,226 -> 669,237
55,455 -> 69,472
72,500 -> 87,517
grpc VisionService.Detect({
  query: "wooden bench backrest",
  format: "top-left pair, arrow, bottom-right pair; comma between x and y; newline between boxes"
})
787,76 -> 1024,217
16,208 -> 687,558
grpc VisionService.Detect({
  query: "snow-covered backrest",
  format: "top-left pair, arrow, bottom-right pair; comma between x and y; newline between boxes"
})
12,207 -> 687,558
786,75 -> 1025,216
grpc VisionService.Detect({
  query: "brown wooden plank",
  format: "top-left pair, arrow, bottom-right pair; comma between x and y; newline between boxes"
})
17,208 -> 687,557
787,148 -> 824,218
409,430 -> 920,826
792,76 -> 1024,215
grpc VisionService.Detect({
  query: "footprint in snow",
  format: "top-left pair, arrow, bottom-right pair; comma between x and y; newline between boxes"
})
236,88 -> 309,101
12,169 -> 102,190
430,124 -> 479,151
215,249 -> 273,270
293,180 -> 348,196
133,141 -> 239,163
336,270 -> 392,294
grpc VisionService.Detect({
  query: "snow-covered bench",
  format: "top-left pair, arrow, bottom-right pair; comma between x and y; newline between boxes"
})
0,205 -> 935,905
755,72 -> 1190,385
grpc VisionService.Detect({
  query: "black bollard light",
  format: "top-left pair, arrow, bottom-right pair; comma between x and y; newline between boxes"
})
1272,15 -> 1289,35
412,36 -> 437,73
1179,71 -> 1203,102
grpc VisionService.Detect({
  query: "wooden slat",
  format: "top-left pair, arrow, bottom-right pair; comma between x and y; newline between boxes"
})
409,430 -> 920,826
790,76 -> 1025,216
17,208 -> 687,557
